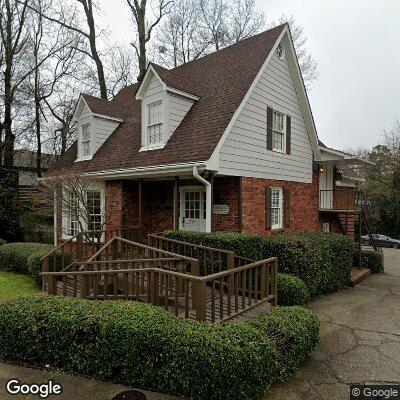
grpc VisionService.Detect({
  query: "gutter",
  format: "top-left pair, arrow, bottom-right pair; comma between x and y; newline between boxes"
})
193,165 -> 212,233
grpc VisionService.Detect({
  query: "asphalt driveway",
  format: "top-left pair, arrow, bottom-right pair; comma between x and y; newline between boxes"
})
265,248 -> 400,399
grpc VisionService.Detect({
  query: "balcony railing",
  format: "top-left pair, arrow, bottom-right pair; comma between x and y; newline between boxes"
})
319,189 -> 359,211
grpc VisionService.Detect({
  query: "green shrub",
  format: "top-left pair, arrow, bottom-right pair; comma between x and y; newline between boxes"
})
163,231 -> 265,260
0,239 -> 6,247
264,232 -> 354,297
354,249 -> 384,274
0,296 -> 278,400
164,231 -> 354,298
0,243 -> 69,286
278,273 -> 310,306
247,306 -> 320,382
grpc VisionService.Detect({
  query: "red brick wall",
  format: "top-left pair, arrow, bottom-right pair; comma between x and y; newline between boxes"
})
241,171 -> 320,236
212,176 -> 240,232
105,180 -> 124,230
333,186 -> 356,210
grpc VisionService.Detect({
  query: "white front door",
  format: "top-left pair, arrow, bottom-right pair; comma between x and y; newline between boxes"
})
179,187 -> 206,232
319,164 -> 334,209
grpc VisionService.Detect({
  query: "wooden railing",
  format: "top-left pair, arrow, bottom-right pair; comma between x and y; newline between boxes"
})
148,234 -> 239,275
40,256 -> 277,323
41,226 -> 143,273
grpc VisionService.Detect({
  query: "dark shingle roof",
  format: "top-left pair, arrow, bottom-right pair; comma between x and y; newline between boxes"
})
53,24 -> 286,174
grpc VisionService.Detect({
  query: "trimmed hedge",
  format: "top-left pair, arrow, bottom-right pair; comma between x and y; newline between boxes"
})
163,231 -> 265,260
247,306 -> 320,382
0,242 -> 69,286
0,297 -> 320,399
164,231 -> 354,298
0,296 -> 279,400
0,239 -> 6,247
263,232 -> 354,297
355,249 -> 384,274
278,273 -> 310,306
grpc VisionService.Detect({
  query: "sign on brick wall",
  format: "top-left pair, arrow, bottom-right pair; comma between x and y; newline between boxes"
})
213,204 -> 229,214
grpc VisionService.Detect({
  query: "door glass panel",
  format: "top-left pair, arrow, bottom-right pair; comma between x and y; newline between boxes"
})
184,191 -> 200,219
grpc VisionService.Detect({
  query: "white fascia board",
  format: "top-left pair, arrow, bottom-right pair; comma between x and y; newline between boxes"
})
208,25 -> 321,166
85,161 -> 208,179
285,29 -> 320,159
92,113 -> 123,123
135,65 -> 167,100
72,95 -> 90,122
166,86 -> 200,101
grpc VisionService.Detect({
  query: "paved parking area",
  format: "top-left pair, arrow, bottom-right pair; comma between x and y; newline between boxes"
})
265,249 -> 400,399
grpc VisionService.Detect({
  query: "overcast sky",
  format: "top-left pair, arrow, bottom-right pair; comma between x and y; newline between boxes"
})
101,0 -> 400,151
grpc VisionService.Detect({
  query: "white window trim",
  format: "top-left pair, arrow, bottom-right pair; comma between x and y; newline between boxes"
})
61,188 -> 105,240
272,109 -> 286,153
270,187 -> 283,230
146,101 -> 163,149
77,122 -> 93,162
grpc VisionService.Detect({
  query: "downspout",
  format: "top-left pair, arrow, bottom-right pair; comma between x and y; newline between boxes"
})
54,190 -> 57,246
193,166 -> 212,232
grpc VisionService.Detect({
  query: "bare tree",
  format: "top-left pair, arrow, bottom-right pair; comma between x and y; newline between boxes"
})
26,0 -> 78,176
0,0 -> 29,167
276,15 -> 318,87
125,0 -> 173,81
156,0 -> 209,67
22,0 -> 109,99
44,172 -> 123,245
155,0 -> 265,67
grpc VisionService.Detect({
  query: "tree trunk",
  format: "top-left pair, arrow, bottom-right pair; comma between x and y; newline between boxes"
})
137,8 -> 147,82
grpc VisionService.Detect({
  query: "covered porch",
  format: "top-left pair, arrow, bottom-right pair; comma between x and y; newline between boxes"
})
100,164 -> 242,238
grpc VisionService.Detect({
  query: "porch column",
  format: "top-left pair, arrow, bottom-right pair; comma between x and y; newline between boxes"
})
210,175 -> 214,232
173,176 -> 179,230
138,178 -> 143,228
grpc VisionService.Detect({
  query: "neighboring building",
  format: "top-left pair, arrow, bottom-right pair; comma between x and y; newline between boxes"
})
14,149 -> 55,212
48,23 -> 367,243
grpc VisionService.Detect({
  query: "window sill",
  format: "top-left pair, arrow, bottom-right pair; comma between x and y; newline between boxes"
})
139,144 -> 166,152
75,156 -> 93,162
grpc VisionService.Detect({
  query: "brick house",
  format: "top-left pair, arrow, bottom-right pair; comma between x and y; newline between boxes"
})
49,23 -> 366,244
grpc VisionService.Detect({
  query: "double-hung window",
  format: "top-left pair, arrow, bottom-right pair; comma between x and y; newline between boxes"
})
270,188 -> 283,229
272,111 -> 285,152
81,123 -> 91,156
147,101 -> 163,146
87,191 -> 102,232
66,192 -> 79,236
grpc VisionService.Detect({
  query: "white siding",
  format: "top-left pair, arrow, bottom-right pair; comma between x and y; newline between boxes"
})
144,74 -> 164,101
218,44 -> 314,183
92,117 -> 120,155
168,92 -> 194,137
76,102 -> 119,160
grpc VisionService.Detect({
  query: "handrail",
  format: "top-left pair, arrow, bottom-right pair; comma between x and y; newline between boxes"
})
86,237 -> 115,262
77,257 -> 183,265
40,233 -> 80,261
148,233 -> 233,254
203,257 -> 277,280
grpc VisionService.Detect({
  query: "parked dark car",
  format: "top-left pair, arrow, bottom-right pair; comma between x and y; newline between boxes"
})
361,234 -> 400,248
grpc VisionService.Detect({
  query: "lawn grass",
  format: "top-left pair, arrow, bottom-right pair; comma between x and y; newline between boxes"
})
0,271 -> 41,301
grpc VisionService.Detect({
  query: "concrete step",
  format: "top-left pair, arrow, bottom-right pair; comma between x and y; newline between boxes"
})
350,267 -> 371,286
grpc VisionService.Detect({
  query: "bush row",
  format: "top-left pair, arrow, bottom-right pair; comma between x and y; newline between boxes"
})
0,242 -> 68,286
164,231 -> 354,298
0,296 -> 319,400
354,248 -> 384,274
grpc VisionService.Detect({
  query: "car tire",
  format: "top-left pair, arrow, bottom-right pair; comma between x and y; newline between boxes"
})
392,243 -> 399,249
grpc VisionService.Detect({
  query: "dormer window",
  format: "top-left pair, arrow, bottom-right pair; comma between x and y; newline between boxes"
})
81,123 -> 91,156
147,101 -> 163,146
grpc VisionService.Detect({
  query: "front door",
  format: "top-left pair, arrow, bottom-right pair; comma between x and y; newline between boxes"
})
179,187 -> 206,232
319,165 -> 334,209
